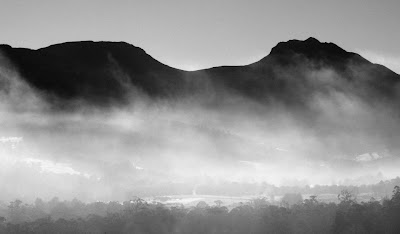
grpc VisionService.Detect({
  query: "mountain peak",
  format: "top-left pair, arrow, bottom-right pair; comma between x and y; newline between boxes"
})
268,37 -> 351,62
305,37 -> 320,43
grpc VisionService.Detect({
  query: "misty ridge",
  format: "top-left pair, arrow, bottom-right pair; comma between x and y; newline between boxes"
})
1,37 -> 400,203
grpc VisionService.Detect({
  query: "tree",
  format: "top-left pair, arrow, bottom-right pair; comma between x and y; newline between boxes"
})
391,185 -> 400,204
338,189 -> 356,205
8,199 -> 26,223
214,200 -> 223,207
196,201 -> 209,209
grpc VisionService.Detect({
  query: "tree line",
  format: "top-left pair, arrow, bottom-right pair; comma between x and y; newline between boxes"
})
0,186 -> 399,233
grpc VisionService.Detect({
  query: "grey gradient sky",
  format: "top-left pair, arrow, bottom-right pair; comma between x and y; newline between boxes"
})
1,0 -> 399,72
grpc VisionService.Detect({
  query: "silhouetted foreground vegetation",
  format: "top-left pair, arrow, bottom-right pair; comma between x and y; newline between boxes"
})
0,186 -> 399,233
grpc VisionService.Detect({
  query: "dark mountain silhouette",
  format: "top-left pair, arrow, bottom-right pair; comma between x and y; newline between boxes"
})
196,37 -> 399,105
0,41 -> 191,106
1,37 -> 398,107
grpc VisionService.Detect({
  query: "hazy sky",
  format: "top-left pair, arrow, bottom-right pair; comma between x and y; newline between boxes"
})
1,0 -> 400,72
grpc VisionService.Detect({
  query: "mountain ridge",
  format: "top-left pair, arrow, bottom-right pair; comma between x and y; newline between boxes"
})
0,38 -> 399,106
1,37 -> 394,74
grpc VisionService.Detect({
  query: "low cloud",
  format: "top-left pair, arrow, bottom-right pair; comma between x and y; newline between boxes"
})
1,48 -> 400,202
